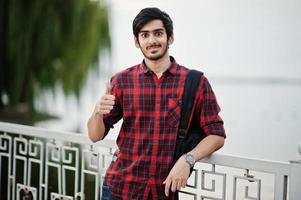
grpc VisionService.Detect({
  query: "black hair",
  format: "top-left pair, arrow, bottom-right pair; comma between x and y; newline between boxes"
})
132,7 -> 173,39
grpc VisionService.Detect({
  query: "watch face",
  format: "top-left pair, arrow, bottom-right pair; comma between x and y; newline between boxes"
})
186,154 -> 195,165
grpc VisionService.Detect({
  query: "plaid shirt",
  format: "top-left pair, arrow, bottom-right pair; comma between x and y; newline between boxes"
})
103,57 -> 226,199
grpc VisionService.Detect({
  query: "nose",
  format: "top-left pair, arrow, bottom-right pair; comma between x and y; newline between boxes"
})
148,34 -> 156,44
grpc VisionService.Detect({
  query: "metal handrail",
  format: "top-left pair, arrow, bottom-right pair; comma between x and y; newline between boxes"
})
1,121 -> 300,200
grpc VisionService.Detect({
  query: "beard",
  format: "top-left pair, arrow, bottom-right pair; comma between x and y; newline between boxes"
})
140,43 -> 169,61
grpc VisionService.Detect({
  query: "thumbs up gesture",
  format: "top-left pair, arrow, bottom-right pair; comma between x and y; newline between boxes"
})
94,81 -> 115,115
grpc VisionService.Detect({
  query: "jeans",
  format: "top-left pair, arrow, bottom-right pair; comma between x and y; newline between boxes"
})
101,181 -> 154,200
101,181 -> 121,200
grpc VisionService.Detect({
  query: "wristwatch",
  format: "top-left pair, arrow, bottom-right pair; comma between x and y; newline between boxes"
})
184,153 -> 196,168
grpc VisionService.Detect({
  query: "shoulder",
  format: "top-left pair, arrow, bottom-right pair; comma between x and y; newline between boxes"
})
178,64 -> 204,74
179,65 -> 212,91
178,65 -> 205,80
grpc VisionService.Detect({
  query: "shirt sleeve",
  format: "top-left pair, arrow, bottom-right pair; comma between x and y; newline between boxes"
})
102,74 -> 123,137
197,76 -> 226,138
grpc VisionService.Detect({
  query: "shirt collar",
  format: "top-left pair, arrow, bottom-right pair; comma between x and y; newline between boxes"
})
139,56 -> 178,76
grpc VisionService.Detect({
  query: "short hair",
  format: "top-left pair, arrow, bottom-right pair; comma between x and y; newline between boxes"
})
132,7 -> 173,39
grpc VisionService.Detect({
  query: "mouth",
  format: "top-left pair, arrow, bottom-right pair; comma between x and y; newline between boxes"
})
146,45 -> 161,51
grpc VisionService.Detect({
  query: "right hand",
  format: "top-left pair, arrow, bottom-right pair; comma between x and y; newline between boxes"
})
94,81 -> 115,115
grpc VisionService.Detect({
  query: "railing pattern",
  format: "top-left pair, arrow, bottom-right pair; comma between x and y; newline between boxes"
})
0,122 -> 300,200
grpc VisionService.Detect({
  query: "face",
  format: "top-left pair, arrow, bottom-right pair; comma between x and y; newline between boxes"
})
135,19 -> 174,61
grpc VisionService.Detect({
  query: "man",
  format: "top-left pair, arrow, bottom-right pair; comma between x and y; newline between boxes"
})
87,7 -> 226,200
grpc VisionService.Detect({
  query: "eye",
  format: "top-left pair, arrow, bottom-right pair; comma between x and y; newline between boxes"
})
140,32 -> 149,38
154,31 -> 163,37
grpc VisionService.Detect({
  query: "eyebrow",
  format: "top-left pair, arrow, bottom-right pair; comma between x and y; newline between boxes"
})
139,28 -> 165,34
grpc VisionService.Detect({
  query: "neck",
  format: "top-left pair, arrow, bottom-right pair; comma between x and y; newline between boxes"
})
144,54 -> 171,78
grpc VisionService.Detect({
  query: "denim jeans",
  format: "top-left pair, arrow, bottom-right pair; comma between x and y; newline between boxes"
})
101,181 -> 154,200
101,181 -> 121,200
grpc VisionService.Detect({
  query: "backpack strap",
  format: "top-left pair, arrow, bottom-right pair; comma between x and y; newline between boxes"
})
178,70 -> 203,139
174,70 -> 203,159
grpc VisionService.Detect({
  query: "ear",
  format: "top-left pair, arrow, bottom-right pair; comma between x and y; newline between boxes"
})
134,37 -> 140,48
168,34 -> 174,45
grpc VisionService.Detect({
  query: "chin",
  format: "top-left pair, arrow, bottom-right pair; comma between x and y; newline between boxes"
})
148,55 -> 163,61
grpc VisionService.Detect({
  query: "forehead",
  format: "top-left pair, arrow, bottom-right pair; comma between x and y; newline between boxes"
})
139,19 -> 165,32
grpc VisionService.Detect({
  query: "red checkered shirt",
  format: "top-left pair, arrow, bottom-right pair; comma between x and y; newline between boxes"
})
103,57 -> 226,199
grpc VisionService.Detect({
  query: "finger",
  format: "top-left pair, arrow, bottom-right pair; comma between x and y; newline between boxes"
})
177,180 -> 182,190
100,99 -> 115,106
164,178 -> 171,197
97,104 -> 114,114
105,81 -> 112,94
171,179 -> 178,192
100,110 -> 110,115
102,94 -> 115,101
99,105 -> 114,111
181,179 -> 187,188
106,94 -> 116,100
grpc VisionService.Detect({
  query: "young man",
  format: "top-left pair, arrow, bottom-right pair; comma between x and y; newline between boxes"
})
87,7 -> 226,200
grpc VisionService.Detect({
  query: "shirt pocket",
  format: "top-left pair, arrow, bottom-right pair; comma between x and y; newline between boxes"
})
166,98 -> 182,128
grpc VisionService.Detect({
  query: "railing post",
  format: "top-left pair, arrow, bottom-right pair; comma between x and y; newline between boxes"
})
288,142 -> 301,200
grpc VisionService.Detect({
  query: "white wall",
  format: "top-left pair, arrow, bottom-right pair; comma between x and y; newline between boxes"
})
107,0 -> 301,79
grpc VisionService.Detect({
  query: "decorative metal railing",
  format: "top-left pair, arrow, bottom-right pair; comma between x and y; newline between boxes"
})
0,122 -> 300,200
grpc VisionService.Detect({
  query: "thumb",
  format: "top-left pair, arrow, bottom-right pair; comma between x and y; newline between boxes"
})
105,81 -> 112,94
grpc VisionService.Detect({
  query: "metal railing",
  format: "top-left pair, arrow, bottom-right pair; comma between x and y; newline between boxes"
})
0,122 -> 300,200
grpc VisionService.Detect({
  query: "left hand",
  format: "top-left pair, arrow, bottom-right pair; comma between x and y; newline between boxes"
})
163,156 -> 191,197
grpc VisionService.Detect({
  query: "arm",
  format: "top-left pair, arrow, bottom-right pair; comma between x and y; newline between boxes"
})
87,82 -> 115,142
189,134 -> 224,161
163,135 -> 225,196
87,109 -> 106,142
